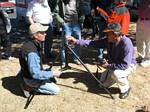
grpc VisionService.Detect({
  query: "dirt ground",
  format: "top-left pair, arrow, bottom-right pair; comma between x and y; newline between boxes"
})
0,22 -> 150,112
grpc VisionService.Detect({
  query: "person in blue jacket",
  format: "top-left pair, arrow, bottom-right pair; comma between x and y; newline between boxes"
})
19,23 -> 61,97
67,22 -> 136,99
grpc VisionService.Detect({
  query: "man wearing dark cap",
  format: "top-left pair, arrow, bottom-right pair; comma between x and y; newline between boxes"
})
66,22 -> 136,99
19,23 -> 61,97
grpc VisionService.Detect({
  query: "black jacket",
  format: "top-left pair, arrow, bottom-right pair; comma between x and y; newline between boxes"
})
19,39 -> 43,79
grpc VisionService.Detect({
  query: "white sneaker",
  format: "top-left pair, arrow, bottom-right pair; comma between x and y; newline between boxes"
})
61,62 -> 66,68
140,60 -> 150,67
8,56 -> 16,61
23,89 -> 30,98
20,83 -> 31,98
73,60 -> 81,65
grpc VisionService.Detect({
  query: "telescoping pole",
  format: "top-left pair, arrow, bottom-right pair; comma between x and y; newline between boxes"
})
65,43 -> 114,99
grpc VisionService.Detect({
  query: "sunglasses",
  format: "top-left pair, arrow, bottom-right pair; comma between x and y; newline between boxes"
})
38,31 -> 46,34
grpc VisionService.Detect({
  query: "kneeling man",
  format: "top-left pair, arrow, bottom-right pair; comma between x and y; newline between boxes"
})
67,22 -> 136,99
19,23 -> 61,97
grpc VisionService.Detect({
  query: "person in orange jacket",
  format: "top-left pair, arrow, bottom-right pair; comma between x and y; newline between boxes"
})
97,0 -> 130,36
90,0 -> 114,62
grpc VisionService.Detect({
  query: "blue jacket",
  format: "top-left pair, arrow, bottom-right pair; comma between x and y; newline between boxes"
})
19,40 -> 53,80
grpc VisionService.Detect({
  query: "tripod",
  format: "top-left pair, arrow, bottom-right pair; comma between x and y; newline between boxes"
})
61,42 -> 114,99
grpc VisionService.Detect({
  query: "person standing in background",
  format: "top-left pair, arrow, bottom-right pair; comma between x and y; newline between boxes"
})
91,0 -> 114,62
26,0 -> 54,61
136,0 -> 150,67
97,0 -> 130,36
54,0 -> 82,65
78,0 -> 91,29
0,9 -> 13,60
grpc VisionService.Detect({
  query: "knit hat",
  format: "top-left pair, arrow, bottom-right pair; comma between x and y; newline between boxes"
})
29,23 -> 48,34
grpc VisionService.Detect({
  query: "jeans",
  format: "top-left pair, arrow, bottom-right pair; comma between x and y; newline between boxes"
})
61,23 -> 81,63
24,77 -> 60,95
93,16 -> 107,59
44,23 -> 53,57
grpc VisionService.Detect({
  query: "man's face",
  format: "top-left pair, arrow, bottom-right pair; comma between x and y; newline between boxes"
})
34,31 -> 46,42
106,31 -> 118,43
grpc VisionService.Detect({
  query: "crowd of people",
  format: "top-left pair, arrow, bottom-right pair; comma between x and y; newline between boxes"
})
0,0 -> 150,99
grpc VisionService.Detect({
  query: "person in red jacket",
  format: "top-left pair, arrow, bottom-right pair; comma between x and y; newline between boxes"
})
97,0 -> 130,36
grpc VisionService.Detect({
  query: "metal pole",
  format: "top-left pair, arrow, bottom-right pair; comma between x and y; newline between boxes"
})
65,43 -> 114,99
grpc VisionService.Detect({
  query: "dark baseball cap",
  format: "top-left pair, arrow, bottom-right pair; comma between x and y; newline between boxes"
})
103,22 -> 121,33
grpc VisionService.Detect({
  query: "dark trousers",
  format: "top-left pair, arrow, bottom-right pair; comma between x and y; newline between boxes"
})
44,23 -> 53,58
92,16 -> 107,59
0,34 -> 12,58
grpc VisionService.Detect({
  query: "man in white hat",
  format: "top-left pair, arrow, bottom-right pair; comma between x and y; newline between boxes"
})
19,23 -> 61,97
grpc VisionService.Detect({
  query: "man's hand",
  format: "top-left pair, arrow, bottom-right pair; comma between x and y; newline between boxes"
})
101,59 -> 109,68
53,70 -> 61,78
66,36 -> 77,45
101,63 -> 109,68
96,6 -> 99,11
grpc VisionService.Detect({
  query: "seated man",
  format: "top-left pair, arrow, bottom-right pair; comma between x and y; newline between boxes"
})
19,23 -> 61,97
67,22 -> 136,99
